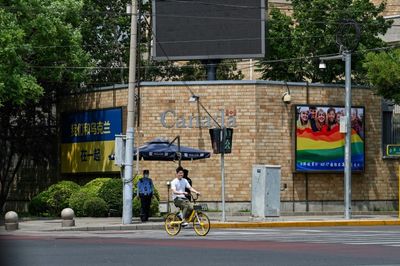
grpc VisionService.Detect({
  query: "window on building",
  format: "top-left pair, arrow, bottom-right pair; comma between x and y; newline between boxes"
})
382,101 -> 400,158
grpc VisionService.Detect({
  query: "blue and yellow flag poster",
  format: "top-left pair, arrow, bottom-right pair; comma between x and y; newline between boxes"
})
60,108 -> 122,173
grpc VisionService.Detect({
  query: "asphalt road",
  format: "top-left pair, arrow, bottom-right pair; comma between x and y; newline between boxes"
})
1,226 -> 400,266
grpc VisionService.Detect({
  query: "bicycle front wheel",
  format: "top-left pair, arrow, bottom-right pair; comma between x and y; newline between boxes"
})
165,213 -> 182,236
193,211 -> 210,236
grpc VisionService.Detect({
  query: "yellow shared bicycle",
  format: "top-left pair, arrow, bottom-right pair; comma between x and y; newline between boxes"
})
164,194 -> 210,236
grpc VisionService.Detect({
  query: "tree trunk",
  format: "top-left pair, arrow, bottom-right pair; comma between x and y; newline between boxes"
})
0,154 -> 23,213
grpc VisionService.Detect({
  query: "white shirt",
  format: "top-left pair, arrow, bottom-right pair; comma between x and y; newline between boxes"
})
170,177 -> 190,200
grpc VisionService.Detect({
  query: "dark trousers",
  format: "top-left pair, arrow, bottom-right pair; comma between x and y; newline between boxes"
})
139,194 -> 152,222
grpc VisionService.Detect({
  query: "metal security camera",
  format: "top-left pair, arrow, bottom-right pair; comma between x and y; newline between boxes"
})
282,92 -> 291,104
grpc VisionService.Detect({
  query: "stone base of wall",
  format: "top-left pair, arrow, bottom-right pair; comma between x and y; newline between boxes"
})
281,200 -> 398,213
160,200 -> 398,214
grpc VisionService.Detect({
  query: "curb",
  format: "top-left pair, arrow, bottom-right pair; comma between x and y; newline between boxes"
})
2,218 -> 400,233
52,224 -> 165,232
49,219 -> 400,232
211,219 -> 400,229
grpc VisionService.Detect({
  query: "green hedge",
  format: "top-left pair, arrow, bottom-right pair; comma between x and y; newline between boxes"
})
28,191 -> 51,217
69,178 -> 112,217
98,176 -> 161,217
28,181 -> 80,217
28,177 -> 160,218
98,178 -> 123,216
69,188 -> 96,217
83,178 -> 112,194
83,197 -> 108,217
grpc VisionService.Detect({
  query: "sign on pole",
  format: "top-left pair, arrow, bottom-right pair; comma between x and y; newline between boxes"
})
387,144 -> 400,156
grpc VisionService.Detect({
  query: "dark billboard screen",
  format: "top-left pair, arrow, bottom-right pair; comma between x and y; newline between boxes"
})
295,105 -> 365,173
152,0 -> 265,60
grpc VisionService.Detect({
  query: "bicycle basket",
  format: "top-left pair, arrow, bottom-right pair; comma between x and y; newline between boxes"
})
193,205 -> 202,211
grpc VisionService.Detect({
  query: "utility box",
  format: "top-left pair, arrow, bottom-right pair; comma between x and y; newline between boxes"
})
251,165 -> 281,217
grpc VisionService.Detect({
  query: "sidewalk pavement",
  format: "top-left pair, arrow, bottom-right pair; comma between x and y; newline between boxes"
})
1,212 -> 400,233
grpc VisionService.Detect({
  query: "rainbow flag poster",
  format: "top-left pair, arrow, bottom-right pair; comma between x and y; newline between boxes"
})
295,105 -> 365,172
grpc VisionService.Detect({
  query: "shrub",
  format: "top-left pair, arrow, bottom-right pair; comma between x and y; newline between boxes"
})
83,197 -> 108,217
97,176 -> 160,218
98,178 -> 123,216
28,191 -> 51,216
149,197 -> 160,217
28,180 -> 80,217
83,178 -> 111,195
69,187 -> 97,217
132,196 -> 140,216
69,178 -> 112,216
43,181 -> 80,216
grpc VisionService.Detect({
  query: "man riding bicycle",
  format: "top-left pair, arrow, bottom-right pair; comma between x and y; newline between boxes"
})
170,166 -> 200,226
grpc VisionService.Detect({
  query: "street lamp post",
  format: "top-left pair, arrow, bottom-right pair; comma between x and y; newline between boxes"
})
319,52 -> 352,220
189,95 -> 226,222
319,19 -> 359,220
122,0 -> 138,225
344,51 -> 352,220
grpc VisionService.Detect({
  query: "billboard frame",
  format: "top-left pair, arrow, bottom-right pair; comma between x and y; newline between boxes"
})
293,104 -> 366,174
152,0 -> 265,61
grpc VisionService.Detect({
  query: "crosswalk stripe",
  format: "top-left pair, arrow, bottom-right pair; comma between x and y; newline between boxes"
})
206,229 -> 400,247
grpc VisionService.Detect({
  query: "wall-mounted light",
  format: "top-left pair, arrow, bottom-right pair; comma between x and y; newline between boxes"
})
189,95 -> 199,102
319,60 -> 326,69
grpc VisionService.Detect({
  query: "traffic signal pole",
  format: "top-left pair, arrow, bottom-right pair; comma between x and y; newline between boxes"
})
221,110 -> 226,222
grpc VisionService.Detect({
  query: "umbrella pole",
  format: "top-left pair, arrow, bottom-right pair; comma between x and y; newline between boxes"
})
136,129 -> 140,175
170,135 -> 182,167
178,136 -> 181,167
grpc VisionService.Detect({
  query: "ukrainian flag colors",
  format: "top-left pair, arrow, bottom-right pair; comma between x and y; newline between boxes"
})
60,108 -> 122,173
61,141 -> 119,173
296,127 -> 364,171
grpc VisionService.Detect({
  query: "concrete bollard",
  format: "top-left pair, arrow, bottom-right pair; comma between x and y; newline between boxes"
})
61,208 -> 75,227
5,211 -> 19,231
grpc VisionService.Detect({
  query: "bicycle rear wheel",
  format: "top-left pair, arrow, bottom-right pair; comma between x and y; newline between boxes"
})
165,213 -> 182,236
193,211 -> 210,236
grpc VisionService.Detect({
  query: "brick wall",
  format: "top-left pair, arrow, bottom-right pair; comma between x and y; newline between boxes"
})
60,81 -> 399,206
372,0 -> 400,16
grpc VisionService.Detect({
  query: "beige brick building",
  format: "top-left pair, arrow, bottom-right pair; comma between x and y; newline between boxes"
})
60,81 -> 399,213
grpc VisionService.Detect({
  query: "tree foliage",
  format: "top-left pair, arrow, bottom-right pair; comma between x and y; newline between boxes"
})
80,0 -> 242,85
363,48 -> 400,104
0,7 -> 42,106
258,0 -> 392,84
80,0 -> 189,85
80,0 -> 131,86
0,0 -> 91,212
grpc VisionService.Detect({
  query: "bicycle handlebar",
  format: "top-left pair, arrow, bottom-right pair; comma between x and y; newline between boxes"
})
191,192 -> 200,201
